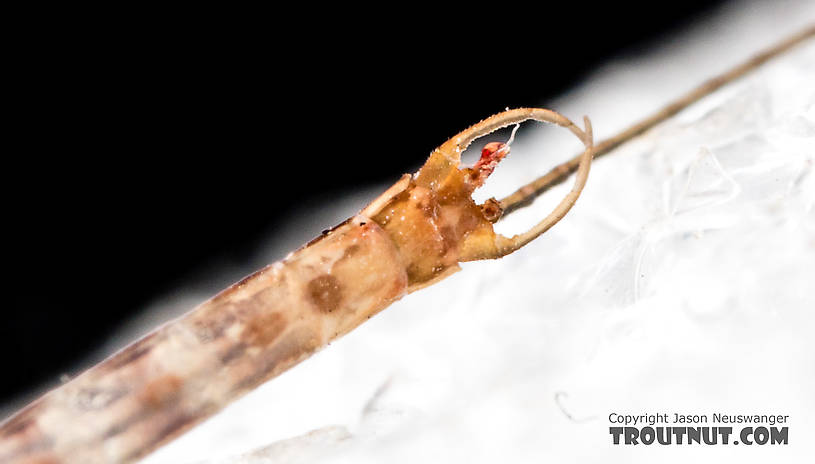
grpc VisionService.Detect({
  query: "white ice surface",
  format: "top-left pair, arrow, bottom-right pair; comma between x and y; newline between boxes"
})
120,1 -> 815,462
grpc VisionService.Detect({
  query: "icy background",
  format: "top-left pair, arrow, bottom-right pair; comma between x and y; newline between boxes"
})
124,0 -> 813,462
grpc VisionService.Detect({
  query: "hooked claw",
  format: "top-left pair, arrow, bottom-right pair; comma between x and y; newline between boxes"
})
440,108 -> 595,259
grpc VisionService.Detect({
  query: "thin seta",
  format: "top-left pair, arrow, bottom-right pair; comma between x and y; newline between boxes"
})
0,107 -> 593,463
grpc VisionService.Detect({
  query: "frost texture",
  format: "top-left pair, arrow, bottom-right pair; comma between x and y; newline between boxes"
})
138,3 -> 815,463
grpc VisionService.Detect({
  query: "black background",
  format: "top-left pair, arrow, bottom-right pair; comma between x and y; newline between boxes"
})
4,1 -> 730,408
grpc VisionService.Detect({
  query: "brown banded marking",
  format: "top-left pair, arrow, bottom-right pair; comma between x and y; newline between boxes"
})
243,311 -> 286,346
101,330 -> 166,371
307,274 -> 343,314
231,327 -> 322,394
138,375 -> 184,411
